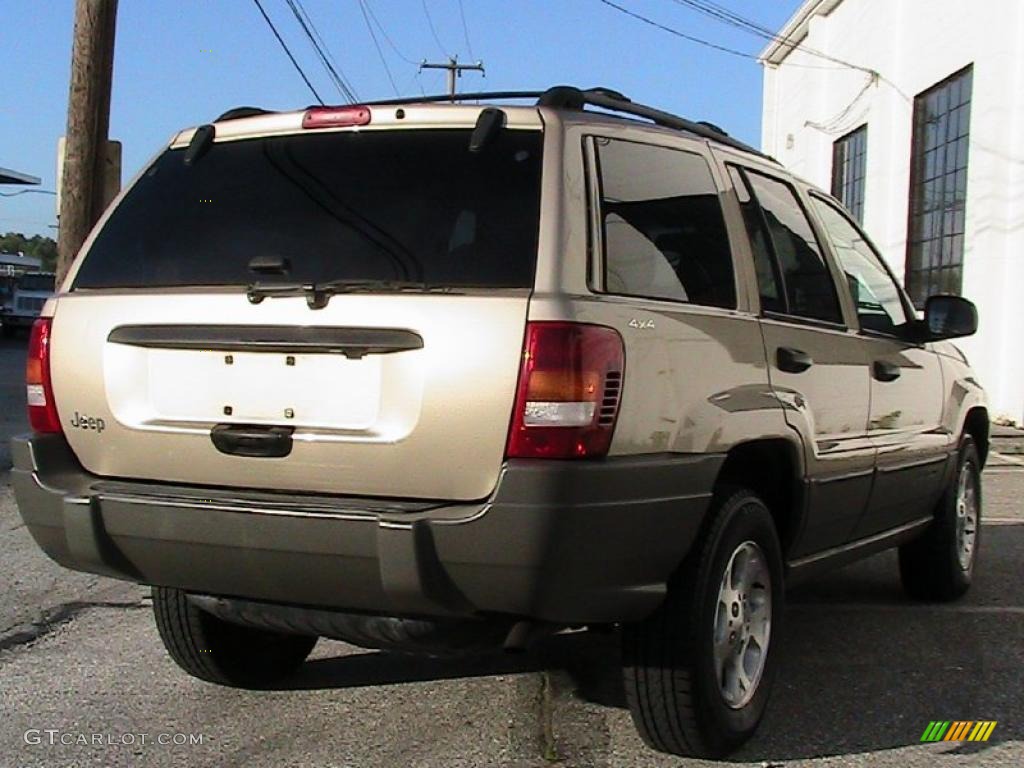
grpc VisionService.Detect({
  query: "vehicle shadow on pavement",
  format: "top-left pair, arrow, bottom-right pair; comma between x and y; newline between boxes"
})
283,540 -> 1022,762
732,542 -> 1023,761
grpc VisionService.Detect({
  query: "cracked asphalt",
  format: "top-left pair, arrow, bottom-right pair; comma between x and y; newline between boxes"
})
1,335 -> 1022,767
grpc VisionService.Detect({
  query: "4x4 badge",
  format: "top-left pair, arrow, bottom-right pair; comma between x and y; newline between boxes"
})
629,318 -> 655,330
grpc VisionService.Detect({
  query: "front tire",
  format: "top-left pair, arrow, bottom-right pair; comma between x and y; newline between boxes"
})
622,487 -> 784,758
898,435 -> 982,601
153,587 -> 317,687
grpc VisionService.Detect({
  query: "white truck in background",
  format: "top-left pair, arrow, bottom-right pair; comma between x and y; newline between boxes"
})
1,272 -> 55,337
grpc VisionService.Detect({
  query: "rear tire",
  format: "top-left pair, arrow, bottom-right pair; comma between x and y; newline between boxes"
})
152,587 -> 317,687
899,435 -> 981,601
622,487 -> 784,758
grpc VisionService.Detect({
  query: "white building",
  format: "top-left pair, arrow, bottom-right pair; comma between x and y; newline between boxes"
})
760,0 -> 1024,424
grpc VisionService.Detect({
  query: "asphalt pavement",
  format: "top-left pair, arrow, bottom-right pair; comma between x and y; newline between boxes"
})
1,334 -> 1022,767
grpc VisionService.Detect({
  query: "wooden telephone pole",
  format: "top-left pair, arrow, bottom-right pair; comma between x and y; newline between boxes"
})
420,57 -> 485,100
57,0 -> 118,285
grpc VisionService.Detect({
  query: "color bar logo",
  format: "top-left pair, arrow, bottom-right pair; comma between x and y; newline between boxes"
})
921,721 -> 997,742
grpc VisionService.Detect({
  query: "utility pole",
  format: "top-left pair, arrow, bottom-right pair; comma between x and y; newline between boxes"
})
419,56 -> 485,100
57,0 -> 118,285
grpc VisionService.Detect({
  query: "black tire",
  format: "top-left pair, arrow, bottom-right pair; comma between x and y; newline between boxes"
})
622,487 -> 784,758
1,324 -> 15,339
152,587 -> 317,687
898,435 -> 982,601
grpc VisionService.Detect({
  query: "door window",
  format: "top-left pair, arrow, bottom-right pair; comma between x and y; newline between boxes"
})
811,197 -> 909,335
727,166 -> 785,313
731,168 -> 844,325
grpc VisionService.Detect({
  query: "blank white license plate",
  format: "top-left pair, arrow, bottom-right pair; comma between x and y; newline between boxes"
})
145,349 -> 382,429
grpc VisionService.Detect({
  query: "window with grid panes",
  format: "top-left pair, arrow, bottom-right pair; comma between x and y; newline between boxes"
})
905,66 -> 973,307
831,125 -> 867,223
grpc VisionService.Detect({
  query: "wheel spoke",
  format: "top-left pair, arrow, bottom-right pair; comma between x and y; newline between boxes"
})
954,462 -> 979,570
713,540 -> 773,710
735,655 -> 753,697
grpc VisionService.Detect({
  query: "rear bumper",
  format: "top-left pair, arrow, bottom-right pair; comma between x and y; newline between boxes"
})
11,434 -> 722,624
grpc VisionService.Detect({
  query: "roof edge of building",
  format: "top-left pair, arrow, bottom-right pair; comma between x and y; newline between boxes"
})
759,0 -> 845,66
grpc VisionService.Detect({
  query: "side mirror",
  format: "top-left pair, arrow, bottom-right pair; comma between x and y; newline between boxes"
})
923,295 -> 978,340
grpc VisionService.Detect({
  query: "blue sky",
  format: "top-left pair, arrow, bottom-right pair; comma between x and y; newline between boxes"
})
0,0 -> 800,237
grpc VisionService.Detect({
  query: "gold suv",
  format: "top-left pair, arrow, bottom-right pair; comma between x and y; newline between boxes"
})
13,86 -> 987,758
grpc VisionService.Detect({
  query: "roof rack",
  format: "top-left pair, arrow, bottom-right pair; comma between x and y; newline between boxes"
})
539,86 -> 772,160
362,86 -> 771,160
216,87 -> 771,160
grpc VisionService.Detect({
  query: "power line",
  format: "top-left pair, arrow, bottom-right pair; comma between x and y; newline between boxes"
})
0,189 -> 57,197
250,0 -> 323,104
597,0 -> 755,59
668,0 -> 869,72
671,0 -> 781,40
283,0 -> 352,102
400,68 -> 428,97
363,0 -> 419,65
421,0 -> 450,57
805,73 -> 878,134
287,0 -> 359,102
666,0 -> 910,98
357,0 -> 401,96
457,0 -> 475,60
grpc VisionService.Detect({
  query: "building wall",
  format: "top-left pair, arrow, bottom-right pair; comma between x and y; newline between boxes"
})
762,0 -> 1024,423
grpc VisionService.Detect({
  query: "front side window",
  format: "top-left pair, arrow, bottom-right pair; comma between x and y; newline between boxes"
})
906,65 -> 973,306
742,170 -> 844,325
596,138 -> 735,308
831,125 -> 868,223
811,197 -> 908,335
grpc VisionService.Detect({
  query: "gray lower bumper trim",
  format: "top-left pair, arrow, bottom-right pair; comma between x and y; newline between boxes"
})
12,434 -> 722,624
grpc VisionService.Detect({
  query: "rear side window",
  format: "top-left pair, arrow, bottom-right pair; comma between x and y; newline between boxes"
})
73,129 -> 543,289
739,169 -> 843,325
596,138 -> 735,308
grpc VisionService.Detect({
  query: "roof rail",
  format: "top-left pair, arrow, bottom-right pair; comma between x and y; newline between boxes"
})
215,88 -> 771,160
537,86 -> 772,160
215,107 -> 275,122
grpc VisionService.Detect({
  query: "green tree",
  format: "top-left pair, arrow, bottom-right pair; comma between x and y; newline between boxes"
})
0,231 -> 58,272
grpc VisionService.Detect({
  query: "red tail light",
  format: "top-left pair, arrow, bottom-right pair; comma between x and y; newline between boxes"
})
302,105 -> 371,129
506,322 -> 625,459
26,318 -> 61,434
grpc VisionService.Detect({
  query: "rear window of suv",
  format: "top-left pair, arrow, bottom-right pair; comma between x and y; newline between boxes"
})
73,128 -> 543,289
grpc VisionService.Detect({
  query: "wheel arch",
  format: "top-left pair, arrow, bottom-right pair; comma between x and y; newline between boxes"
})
712,437 -> 805,555
962,406 -> 990,467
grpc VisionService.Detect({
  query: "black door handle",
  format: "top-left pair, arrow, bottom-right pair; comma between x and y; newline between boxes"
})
211,424 -> 294,458
777,347 -> 813,373
873,360 -> 901,382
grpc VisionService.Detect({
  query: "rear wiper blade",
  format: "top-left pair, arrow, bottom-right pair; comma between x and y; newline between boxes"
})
245,282 -> 306,304
246,279 -> 453,309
